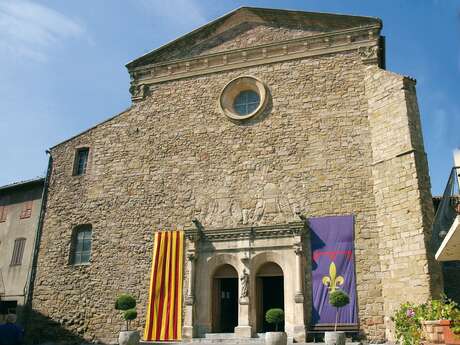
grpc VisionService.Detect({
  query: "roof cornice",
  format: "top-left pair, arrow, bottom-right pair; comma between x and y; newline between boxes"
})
184,221 -> 306,243
126,6 -> 382,69
128,24 -> 382,102
0,177 -> 44,193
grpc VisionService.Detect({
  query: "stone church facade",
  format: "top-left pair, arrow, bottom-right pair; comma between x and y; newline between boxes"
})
30,7 -> 442,344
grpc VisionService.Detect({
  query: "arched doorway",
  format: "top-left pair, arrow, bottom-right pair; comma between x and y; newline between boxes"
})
256,262 -> 284,332
212,264 -> 238,333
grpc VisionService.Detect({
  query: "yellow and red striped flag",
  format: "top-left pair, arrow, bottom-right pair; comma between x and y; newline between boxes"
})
144,231 -> 184,341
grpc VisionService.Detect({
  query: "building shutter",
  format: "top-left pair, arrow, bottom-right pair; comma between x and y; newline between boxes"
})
0,206 -> 7,222
10,238 -> 26,266
20,200 -> 33,219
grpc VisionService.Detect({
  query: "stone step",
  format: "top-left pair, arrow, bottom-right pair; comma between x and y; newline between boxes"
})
140,342 -> 182,345
140,342 -> 361,345
205,333 -> 243,339
140,342 -> 263,345
191,340 -> 265,344
197,341 -> 265,342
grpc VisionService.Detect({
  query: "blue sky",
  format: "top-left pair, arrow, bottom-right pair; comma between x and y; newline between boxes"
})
0,0 -> 459,195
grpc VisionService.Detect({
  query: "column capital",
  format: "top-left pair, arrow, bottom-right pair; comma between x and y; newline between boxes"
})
294,293 -> 304,303
293,242 -> 303,256
185,295 -> 195,306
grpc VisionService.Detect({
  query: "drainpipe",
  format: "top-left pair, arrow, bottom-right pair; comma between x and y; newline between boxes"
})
25,151 -> 53,308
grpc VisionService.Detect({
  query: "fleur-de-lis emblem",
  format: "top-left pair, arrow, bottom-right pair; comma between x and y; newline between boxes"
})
322,261 -> 344,292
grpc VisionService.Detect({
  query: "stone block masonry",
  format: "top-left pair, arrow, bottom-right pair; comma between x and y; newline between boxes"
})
29,9 -> 442,344
365,66 -> 443,340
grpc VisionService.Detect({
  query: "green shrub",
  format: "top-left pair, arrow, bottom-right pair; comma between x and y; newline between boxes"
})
115,294 -> 136,311
124,309 -> 138,321
421,297 -> 460,337
115,294 -> 137,331
328,289 -> 350,331
391,302 -> 423,345
419,298 -> 460,322
265,308 -> 284,331
391,296 -> 460,345
329,290 -> 350,308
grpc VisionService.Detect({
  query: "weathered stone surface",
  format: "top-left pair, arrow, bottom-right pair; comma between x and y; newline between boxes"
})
30,8 -> 440,345
364,67 -> 443,340
129,7 -> 380,66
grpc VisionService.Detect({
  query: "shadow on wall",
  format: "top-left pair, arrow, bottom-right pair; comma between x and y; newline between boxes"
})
443,261 -> 460,304
19,306 -> 89,345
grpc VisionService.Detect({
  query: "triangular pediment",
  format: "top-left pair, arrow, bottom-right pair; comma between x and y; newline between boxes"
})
127,7 -> 381,68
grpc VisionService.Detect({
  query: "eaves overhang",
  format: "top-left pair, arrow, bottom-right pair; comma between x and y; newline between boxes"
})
435,216 -> 460,261
0,177 -> 44,194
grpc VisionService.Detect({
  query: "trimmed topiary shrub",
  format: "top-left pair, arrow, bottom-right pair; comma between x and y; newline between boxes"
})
328,290 -> 350,331
329,290 -> 350,308
266,308 -> 284,331
115,294 -> 136,311
124,309 -> 138,322
115,294 -> 137,331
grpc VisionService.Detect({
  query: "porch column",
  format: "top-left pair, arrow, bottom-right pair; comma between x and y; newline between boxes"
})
235,268 -> 252,338
294,243 -> 304,302
293,241 -> 306,342
183,245 -> 197,339
186,252 -> 196,301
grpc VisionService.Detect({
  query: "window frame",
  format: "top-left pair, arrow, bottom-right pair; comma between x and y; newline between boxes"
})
19,200 -> 33,219
73,147 -> 90,176
0,205 -> 7,223
70,225 -> 92,266
10,238 -> 26,266
233,90 -> 261,116
219,76 -> 268,121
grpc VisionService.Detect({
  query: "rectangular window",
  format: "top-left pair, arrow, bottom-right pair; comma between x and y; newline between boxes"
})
0,205 -> 7,222
19,200 -> 33,219
74,148 -> 89,176
0,300 -> 17,315
73,227 -> 92,265
10,238 -> 26,266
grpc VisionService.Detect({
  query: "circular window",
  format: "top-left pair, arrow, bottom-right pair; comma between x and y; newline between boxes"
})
233,90 -> 260,116
219,76 -> 268,120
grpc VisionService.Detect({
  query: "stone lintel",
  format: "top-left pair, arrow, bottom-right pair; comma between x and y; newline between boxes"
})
184,221 -> 306,243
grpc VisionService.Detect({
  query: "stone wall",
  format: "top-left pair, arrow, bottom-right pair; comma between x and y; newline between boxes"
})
365,66 -> 443,340
32,50 -> 386,343
132,8 -> 379,65
31,46 -> 439,344
168,22 -> 311,61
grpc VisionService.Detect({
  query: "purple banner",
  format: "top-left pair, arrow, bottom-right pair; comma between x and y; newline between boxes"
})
310,215 -> 357,327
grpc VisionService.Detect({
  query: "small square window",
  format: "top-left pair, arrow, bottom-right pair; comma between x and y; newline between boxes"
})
0,300 -> 17,314
74,148 -> 89,176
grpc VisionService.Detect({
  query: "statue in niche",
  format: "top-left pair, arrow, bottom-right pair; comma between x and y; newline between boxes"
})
240,269 -> 249,298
